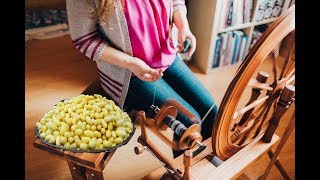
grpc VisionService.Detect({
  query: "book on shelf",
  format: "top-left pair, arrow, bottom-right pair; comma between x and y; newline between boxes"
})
226,0 -> 233,27
238,35 -> 248,62
213,30 -> 249,69
243,0 -> 253,23
218,33 -> 229,67
219,0 -> 229,29
232,0 -> 244,26
232,31 -> 244,63
213,36 -> 222,68
225,31 -> 235,65
219,0 -> 253,29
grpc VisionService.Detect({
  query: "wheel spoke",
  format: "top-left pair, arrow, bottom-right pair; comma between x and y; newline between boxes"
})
272,56 -> 279,83
231,103 -> 267,143
248,78 -> 273,91
231,72 -> 271,141
279,42 -> 295,79
286,75 -> 295,85
233,96 -> 269,120
241,103 -> 271,143
235,90 -> 280,145
284,66 -> 295,80
232,104 -> 269,144
253,101 -> 276,138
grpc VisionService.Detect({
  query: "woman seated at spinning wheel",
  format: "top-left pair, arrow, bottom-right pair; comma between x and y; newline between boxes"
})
66,0 -> 218,157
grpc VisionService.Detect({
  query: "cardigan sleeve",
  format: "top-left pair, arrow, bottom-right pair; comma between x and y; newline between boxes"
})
66,0 -> 108,61
173,0 -> 187,15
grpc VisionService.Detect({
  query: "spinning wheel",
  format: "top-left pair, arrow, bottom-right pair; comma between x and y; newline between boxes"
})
212,6 -> 295,160
137,5 -> 295,180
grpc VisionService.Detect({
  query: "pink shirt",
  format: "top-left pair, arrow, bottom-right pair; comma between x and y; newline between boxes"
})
124,0 -> 176,72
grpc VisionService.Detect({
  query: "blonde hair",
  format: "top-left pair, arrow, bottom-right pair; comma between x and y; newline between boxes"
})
97,0 -> 116,23
91,0 -> 124,24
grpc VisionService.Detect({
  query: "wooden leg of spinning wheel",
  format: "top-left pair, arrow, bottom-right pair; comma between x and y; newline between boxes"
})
268,151 -> 291,180
137,111 -> 183,178
261,85 -> 295,143
183,150 -> 192,180
258,113 -> 295,180
137,111 -> 148,142
68,161 -> 87,180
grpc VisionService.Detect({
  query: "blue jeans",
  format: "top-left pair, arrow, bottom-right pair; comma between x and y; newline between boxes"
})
124,56 -> 218,156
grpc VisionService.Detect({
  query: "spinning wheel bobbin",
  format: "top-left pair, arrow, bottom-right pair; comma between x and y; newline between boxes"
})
154,105 -> 203,150
165,116 -> 202,150
154,105 -> 178,131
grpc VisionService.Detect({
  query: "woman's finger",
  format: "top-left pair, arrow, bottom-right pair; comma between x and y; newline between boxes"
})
149,68 -> 159,76
157,68 -> 164,75
155,72 -> 163,81
141,73 -> 152,82
177,32 -> 186,53
187,35 -> 196,57
155,68 -> 164,81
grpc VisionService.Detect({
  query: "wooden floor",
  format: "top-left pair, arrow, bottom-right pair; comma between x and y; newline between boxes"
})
26,36 -> 294,180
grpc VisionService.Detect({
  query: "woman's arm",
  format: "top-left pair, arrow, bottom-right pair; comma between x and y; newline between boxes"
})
172,0 -> 196,57
66,0 -> 162,81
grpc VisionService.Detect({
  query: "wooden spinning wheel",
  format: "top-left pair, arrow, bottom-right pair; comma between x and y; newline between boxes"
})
137,5 -> 295,180
212,6 -> 295,161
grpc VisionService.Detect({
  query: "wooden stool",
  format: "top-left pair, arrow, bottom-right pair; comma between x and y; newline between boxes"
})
33,79 -> 115,180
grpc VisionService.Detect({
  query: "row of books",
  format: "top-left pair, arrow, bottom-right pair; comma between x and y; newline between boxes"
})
254,0 -> 292,22
220,0 -> 253,29
212,31 -> 248,68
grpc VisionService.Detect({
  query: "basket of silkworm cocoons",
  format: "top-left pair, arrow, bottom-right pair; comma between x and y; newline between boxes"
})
34,94 -> 135,153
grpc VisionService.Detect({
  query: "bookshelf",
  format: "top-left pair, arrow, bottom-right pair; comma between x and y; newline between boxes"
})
187,0 -> 294,73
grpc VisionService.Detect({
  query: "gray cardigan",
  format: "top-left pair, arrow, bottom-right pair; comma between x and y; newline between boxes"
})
66,0 -> 187,109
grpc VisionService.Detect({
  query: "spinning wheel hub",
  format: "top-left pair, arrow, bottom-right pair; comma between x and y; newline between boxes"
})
178,124 -> 202,150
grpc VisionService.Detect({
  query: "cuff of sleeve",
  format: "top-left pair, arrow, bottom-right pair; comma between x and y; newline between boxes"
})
173,5 -> 187,15
93,43 -> 108,62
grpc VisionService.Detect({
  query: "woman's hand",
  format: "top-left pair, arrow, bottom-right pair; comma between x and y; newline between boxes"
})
176,28 -> 196,58
129,57 -> 164,82
99,46 -> 163,82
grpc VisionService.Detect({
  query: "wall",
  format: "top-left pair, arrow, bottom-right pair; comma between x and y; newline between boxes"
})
26,0 -> 66,10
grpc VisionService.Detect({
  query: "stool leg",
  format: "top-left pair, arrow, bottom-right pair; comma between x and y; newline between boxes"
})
68,161 -> 88,180
86,168 -> 104,180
